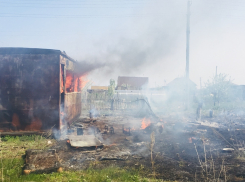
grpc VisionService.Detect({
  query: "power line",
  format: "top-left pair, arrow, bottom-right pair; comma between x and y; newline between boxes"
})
0,12 -> 186,18
0,14 -> 182,18
0,13 -> 244,19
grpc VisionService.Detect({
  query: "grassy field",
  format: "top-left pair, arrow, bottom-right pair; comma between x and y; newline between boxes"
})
0,135 -> 163,182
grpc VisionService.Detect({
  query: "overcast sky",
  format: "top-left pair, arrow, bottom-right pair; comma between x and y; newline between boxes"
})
0,0 -> 245,88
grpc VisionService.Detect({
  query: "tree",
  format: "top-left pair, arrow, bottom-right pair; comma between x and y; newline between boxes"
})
108,79 -> 116,110
108,79 -> 115,98
204,73 -> 233,106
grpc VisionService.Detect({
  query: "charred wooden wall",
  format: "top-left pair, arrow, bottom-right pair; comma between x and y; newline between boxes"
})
0,53 -> 60,132
65,93 -> 82,124
60,55 -> 82,128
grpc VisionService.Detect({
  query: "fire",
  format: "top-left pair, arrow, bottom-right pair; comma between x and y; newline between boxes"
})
74,74 -> 89,92
65,72 -> 88,93
140,118 -> 151,129
66,71 -> 73,92
60,66 -> 64,93
78,74 -> 89,91
74,75 -> 88,92
60,61 -> 89,93
74,77 -> 78,92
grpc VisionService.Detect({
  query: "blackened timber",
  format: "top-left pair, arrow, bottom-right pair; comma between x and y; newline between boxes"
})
0,47 -> 82,134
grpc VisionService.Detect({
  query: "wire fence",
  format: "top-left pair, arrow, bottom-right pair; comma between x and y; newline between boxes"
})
81,90 -> 150,111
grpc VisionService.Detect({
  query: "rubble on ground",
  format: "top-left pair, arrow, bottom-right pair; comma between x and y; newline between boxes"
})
24,110 -> 245,181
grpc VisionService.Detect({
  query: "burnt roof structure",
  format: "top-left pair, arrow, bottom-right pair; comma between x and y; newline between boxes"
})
167,77 -> 196,88
0,47 -> 76,62
116,76 -> 149,90
166,77 -> 196,101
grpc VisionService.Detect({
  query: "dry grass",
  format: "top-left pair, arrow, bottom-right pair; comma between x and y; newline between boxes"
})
194,141 -> 227,182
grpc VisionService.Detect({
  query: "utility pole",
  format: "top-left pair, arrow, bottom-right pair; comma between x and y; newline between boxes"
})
186,0 -> 191,79
200,77 -> 202,89
186,0 -> 191,109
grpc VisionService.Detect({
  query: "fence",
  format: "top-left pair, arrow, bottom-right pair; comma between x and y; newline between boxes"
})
81,90 -> 165,117
81,90 -> 155,111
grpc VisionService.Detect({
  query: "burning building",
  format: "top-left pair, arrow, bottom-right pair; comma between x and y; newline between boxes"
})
0,47 -> 86,134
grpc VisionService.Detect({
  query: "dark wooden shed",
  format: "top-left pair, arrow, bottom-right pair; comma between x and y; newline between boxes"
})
0,47 -> 84,134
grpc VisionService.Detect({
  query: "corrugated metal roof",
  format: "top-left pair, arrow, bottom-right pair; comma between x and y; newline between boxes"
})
117,76 -> 148,90
167,77 -> 196,87
0,47 -> 61,54
0,47 -> 76,62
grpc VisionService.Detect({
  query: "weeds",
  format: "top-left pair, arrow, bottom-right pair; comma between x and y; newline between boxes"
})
150,131 -> 156,177
194,141 -> 227,182
145,131 -> 160,178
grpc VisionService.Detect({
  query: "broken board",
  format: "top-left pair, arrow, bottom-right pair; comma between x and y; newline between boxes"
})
24,149 -> 61,174
68,135 -> 103,148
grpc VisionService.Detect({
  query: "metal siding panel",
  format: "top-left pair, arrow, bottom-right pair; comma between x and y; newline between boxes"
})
0,54 -> 60,132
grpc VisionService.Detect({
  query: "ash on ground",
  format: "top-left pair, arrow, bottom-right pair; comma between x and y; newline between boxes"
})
27,110 -> 245,181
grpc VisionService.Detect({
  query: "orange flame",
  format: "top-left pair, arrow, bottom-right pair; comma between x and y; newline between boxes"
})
66,71 -> 73,92
66,73 -> 88,93
61,67 -> 89,93
74,74 -> 88,92
60,68 -> 64,93
140,118 -> 151,129
74,77 -> 78,92
78,74 -> 89,91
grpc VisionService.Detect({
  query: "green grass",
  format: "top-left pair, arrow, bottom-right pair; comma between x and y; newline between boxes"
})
1,135 -> 54,159
1,162 -> 153,182
0,135 -> 162,182
46,167 -> 152,182
0,135 -> 55,181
